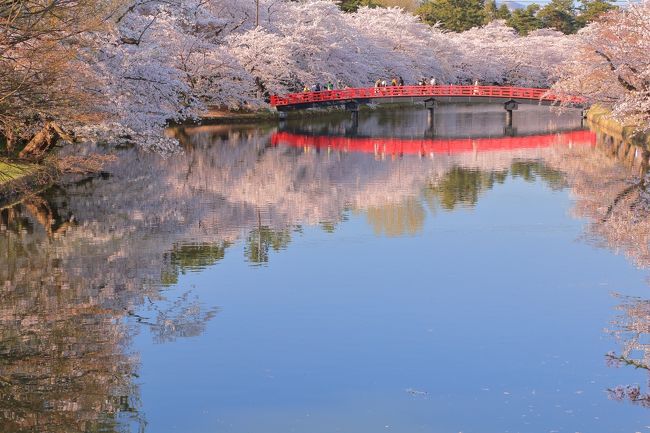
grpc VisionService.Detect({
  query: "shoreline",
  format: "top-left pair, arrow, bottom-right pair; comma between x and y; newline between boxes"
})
200,108 -> 280,123
586,105 -> 650,150
199,103 -> 415,124
585,106 -> 650,172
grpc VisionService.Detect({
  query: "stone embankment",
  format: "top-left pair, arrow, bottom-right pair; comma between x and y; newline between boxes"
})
586,106 -> 650,173
587,105 -> 650,150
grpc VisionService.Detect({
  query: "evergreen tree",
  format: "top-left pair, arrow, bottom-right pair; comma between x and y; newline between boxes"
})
417,0 -> 487,32
337,0 -> 419,11
506,4 -> 542,35
484,0 -> 499,23
576,0 -> 617,27
337,0 -> 380,12
537,0 -> 577,34
497,3 -> 512,19
483,0 -> 511,23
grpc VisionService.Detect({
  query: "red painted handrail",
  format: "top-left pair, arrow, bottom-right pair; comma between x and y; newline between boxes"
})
271,130 -> 596,155
270,85 -> 584,107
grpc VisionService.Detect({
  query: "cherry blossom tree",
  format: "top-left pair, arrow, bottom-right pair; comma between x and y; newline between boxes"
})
552,2 -> 650,129
345,6 -> 456,84
451,21 -> 574,86
87,0 -> 257,147
0,0 -> 124,154
226,27 -> 307,96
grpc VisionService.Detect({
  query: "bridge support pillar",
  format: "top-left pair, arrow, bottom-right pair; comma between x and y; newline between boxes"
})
351,111 -> 359,127
580,108 -> 588,127
504,99 -> 519,128
278,111 -> 288,127
424,98 -> 437,134
345,101 -> 360,128
503,125 -> 517,137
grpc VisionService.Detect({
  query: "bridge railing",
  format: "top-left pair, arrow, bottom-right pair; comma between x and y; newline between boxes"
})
270,85 -> 584,107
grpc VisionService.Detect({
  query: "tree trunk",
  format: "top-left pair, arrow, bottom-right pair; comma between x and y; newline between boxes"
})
18,122 -> 72,160
3,129 -> 15,154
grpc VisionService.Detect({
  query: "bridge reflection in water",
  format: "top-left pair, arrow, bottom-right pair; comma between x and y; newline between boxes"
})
271,129 -> 596,157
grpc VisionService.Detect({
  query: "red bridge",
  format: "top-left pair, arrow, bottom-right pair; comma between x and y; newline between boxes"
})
271,130 -> 595,156
270,85 -> 585,111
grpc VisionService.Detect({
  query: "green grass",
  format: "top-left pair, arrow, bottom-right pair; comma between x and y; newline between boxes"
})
0,159 -> 38,185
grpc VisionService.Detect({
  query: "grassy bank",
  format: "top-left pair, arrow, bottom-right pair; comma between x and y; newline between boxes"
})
0,159 -> 54,206
0,160 -> 36,184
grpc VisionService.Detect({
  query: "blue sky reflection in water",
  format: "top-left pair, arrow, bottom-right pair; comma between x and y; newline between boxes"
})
138,190 -> 649,433
2,105 -> 650,433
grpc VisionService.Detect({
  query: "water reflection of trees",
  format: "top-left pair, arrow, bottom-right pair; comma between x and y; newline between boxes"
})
424,167 -> 508,211
134,292 -> 219,344
0,195 -> 217,431
245,225 -> 294,265
0,206 -> 142,432
160,125 -> 599,247
550,130 -> 650,411
365,197 -> 426,237
361,161 -> 567,237
161,242 -> 231,286
421,161 -> 567,212
606,295 -> 650,409
544,133 -> 650,268
1,120 -> 645,429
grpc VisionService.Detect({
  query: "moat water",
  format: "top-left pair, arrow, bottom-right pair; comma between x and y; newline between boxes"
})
1,105 -> 649,433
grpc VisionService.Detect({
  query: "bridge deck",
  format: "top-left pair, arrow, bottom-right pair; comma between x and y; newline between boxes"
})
270,85 -> 584,111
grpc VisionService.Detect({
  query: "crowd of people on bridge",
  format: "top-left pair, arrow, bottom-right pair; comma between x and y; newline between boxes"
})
301,77 -> 482,93
302,81 -> 339,92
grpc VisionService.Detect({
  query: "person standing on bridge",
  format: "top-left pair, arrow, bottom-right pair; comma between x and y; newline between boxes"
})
430,77 -> 436,86
303,84 -> 309,93
398,76 -> 404,86
473,79 -> 479,95
391,77 -> 397,86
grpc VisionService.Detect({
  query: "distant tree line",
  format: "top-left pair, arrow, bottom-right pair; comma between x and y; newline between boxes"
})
337,0 -> 420,12
338,0 -> 617,34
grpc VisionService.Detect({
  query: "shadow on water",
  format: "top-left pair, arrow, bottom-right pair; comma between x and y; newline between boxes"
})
1,105 -> 650,431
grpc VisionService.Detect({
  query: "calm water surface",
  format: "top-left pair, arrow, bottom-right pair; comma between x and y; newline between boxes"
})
2,105 -> 649,433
